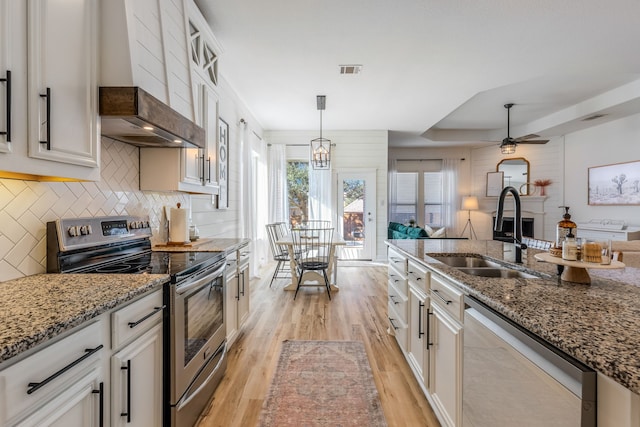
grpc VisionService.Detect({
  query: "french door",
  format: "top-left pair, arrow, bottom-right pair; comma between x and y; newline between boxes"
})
336,170 -> 376,260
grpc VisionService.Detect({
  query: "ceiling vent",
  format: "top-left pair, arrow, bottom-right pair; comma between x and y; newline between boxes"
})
582,114 -> 608,122
339,64 -> 362,75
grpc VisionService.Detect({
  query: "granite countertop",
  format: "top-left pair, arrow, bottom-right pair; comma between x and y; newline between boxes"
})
386,239 -> 640,395
153,237 -> 250,254
0,273 -> 168,365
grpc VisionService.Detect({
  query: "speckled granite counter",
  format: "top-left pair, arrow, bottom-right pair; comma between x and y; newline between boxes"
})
0,273 -> 168,365
386,239 -> 640,395
153,237 -> 250,254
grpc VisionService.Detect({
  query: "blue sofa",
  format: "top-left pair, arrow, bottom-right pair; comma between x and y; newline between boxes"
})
387,222 -> 431,239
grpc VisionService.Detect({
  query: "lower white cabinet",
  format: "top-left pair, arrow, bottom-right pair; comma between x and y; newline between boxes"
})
407,285 -> 429,387
429,302 -> 463,427
225,244 -> 251,345
15,368 -> 103,427
0,321 -> 105,426
110,324 -> 163,427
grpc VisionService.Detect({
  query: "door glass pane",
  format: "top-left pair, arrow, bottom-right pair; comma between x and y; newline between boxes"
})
287,161 -> 309,227
342,179 -> 365,247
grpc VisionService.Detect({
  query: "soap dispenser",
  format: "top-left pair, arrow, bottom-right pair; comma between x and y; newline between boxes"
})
562,229 -> 578,261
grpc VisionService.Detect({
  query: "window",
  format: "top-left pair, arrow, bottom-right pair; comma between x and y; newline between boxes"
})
390,160 -> 444,228
287,161 -> 309,227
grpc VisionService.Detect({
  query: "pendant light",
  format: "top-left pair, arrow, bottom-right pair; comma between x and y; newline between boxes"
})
310,95 -> 331,170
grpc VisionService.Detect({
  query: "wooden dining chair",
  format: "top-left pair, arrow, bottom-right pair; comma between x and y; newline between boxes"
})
291,226 -> 334,300
265,223 -> 291,288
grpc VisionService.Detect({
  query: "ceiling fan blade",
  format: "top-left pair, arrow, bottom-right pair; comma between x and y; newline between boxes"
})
518,139 -> 549,144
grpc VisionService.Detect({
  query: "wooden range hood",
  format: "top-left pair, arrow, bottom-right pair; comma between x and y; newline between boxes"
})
99,87 -> 205,149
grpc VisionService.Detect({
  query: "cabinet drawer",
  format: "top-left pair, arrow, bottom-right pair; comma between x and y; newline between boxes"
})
388,269 -> 408,297
388,301 -> 408,352
0,321 -> 104,424
430,274 -> 464,322
112,290 -> 163,349
388,247 -> 408,275
388,281 -> 408,324
407,259 -> 429,292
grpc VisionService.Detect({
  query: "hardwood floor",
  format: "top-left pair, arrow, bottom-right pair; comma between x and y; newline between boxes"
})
196,262 -> 440,427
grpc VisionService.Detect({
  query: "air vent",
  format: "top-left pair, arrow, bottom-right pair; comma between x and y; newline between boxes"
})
582,114 -> 607,122
339,64 -> 362,75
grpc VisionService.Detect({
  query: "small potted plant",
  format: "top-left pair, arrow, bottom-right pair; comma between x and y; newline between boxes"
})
534,179 -> 552,196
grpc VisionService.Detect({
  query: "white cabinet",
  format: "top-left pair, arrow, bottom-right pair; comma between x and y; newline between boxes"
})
111,324 -> 163,427
225,244 -> 251,345
429,302 -> 463,427
387,247 -> 409,352
0,0 -> 99,181
110,290 -> 164,427
429,273 -> 464,427
577,226 -> 640,241
407,285 -> 429,386
0,321 -> 105,426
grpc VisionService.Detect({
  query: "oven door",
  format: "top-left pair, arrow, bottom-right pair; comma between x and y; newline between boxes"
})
170,260 -> 226,401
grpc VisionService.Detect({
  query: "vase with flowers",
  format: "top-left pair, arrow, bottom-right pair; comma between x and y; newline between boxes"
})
534,179 -> 552,196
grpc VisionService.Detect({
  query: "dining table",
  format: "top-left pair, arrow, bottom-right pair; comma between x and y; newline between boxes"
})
275,234 -> 346,292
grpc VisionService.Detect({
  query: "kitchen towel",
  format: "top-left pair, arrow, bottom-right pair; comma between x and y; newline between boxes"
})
169,204 -> 189,244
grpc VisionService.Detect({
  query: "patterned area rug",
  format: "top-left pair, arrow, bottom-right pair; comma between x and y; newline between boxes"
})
258,340 -> 388,427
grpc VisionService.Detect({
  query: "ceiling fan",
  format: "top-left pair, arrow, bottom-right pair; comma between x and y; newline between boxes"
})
499,103 -> 549,154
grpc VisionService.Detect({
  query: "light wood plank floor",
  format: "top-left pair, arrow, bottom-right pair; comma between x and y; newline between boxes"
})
196,262 -> 440,427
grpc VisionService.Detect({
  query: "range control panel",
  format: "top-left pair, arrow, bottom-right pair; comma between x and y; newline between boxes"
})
50,216 -> 153,251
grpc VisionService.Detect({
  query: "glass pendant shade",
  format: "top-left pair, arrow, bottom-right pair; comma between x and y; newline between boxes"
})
500,139 -> 516,154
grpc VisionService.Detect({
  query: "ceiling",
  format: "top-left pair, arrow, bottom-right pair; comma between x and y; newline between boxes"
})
195,0 -> 640,148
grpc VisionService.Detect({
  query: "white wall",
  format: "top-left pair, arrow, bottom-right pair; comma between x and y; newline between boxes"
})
564,112 -> 640,226
266,130 -> 389,261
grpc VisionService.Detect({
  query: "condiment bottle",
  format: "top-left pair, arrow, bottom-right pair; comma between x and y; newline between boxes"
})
556,206 -> 577,248
562,229 -> 578,261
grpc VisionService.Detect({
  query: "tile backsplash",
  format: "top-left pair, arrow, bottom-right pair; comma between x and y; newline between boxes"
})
0,138 -> 188,281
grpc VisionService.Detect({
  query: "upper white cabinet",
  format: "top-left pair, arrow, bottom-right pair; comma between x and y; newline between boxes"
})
100,0 -> 194,121
0,0 -> 100,181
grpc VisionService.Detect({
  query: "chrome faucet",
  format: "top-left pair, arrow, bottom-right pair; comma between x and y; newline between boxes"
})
495,186 -> 528,263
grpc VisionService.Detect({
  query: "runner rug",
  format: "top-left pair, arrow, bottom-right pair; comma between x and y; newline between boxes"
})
258,340 -> 388,427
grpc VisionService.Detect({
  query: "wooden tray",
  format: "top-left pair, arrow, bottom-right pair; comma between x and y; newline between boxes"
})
534,252 -> 625,284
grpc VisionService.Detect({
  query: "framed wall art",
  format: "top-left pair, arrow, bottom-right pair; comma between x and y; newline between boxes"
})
486,171 -> 504,197
217,118 -> 229,209
588,160 -> 640,206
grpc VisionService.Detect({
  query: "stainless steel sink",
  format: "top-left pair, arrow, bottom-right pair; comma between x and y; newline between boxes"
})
432,256 -> 502,268
456,267 -> 539,279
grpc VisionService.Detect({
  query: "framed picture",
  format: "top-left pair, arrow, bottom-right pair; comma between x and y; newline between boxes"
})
217,118 -> 229,209
588,160 -> 640,205
486,171 -> 504,197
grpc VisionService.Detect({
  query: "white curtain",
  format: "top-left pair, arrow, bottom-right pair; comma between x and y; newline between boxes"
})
240,126 -> 269,277
309,167 -> 332,225
442,158 -> 461,235
267,144 -> 288,224
388,158 -> 398,223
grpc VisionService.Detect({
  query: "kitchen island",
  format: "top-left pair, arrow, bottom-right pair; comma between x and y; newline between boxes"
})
387,238 -> 640,426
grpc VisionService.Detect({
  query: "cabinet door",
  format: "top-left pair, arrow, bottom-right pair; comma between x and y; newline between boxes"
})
237,261 -> 250,327
16,369 -> 103,427
27,0 -> 98,168
225,269 -> 239,344
430,303 -> 462,427
202,82 -> 219,192
111,324 -> 163,427
0,0 -> 23,155
408,286 -> 427,383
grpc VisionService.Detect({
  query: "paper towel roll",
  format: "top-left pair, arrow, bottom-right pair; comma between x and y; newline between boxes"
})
169,206 -> 189,244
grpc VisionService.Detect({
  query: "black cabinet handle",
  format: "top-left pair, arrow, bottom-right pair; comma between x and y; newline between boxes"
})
236,273 -> 241,300
206,156 -> 212,183
0,70 -> 11,141
240,271 -> 245,296
418,301 -> 424,338
120,359 -> 131,422
128,305 -> 165,328
39,87 -> 51,150
388,317 -> 399,330
432,289 -> 452,305
200,153 -> 205,183
426,311 -> 433,349
27,345 -> 103,394
92,382 -> 104,427
389,294 -> 399,305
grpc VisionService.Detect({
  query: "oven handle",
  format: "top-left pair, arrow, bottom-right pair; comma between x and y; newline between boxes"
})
176,263 -> 225,296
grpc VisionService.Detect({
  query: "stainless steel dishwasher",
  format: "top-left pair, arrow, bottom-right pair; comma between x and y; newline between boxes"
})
463,295 -> 596,427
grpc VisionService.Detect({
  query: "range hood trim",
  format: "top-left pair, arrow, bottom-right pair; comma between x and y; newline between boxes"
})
99,87 -> 205,149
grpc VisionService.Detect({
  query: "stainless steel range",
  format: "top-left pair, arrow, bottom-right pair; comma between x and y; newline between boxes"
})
47,215 -> 227,427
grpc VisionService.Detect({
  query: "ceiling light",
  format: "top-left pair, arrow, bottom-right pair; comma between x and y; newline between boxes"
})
143,126 -> 154,131
500,139 -> 517,155
173,139 -> 182,144
310,95 -> 331,170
